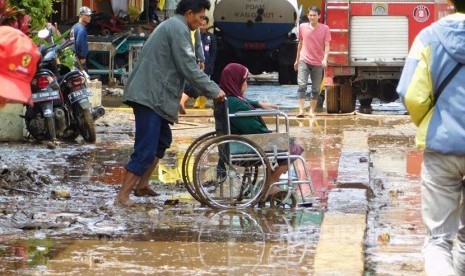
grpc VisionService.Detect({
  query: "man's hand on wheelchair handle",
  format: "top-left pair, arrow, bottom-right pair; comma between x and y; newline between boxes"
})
215,90 -> 226,102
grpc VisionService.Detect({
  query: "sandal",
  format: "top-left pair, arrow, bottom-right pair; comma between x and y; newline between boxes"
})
114,198 -> 136,208
134,186 -> 160,197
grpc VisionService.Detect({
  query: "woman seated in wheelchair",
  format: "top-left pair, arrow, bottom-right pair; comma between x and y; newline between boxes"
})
219,63 -> 304,199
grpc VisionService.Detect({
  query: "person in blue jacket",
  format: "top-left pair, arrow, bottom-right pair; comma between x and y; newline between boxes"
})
397,0 -> 465,274
179,16 -> 217,112
71,6 -> 92,72
137,0 -> 161,24
199,16 -> 217,77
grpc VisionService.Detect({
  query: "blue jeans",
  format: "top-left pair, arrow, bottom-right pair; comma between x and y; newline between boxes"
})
125,103 -> 172,176
297,61 -> 324,100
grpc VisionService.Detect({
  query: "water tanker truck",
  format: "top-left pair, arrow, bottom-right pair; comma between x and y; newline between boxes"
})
212,0 -> 300,84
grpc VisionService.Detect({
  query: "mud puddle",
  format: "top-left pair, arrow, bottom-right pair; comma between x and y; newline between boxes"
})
0,110 -> 341,275
0,103 -> 418,274
0,209 -> 322,275
365,136 -> 424,275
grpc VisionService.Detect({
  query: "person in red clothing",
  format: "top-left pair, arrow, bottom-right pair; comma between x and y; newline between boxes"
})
0,26 -> 40,107
294,6 -> 331,118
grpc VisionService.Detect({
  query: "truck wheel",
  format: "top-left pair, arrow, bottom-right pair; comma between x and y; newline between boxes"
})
359,98 -> 373,114
340,82 -> 356,113
288,66 -> 297,84
326,86 -> 340,114
278,65 -> 290,84
278,66 -> 297,85
248,63 -> 263,75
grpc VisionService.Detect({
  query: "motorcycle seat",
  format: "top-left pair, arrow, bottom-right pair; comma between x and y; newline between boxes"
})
59,70 -> 84,85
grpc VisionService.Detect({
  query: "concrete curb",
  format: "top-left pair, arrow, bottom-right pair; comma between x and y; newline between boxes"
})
105,107 -> 359,118
313,131 -> 370,276
314,212 -> 366,276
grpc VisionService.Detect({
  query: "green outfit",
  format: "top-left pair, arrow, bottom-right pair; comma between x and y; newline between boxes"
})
227,96 -> 271,135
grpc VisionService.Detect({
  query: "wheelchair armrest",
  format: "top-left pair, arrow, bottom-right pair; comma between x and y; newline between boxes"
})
231,109 -> 290,133
232,109 -> 287,118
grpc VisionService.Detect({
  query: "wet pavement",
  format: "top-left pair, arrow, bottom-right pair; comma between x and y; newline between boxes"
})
365,146 -> 424,275
0,208 -> 323,275
0,82 -> 426,275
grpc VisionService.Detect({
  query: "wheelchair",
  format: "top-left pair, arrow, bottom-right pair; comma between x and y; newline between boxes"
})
181,99 -> 314,209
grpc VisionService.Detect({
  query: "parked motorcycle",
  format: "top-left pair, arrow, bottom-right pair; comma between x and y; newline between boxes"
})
25,28 -> 105,143
59,65 -> 105,143
25,31 -> 71,141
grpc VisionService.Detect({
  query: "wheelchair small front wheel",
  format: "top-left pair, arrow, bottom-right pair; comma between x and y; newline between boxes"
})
270,191 -> 297,209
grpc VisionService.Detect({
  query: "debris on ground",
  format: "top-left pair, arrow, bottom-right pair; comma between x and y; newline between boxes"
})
0,166 -> 52,195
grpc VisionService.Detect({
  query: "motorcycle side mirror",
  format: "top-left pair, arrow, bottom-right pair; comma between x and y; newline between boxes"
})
38,28 -> 51,39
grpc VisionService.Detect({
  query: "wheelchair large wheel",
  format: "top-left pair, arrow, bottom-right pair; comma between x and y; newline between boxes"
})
193,135 -> 271,209
181,131 -> 216,204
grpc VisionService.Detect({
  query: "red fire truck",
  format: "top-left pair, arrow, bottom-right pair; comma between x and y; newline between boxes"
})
322,0 -> 452,113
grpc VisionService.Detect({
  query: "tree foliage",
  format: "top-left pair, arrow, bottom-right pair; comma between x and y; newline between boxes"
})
0,0 -> 28,33
8,0 -> 58,31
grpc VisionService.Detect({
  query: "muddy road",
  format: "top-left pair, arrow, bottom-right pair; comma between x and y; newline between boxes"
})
0,83 -> 424,275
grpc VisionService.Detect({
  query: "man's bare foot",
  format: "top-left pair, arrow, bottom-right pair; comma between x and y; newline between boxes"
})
134,186 -> 160,197
114,197 -> 136,207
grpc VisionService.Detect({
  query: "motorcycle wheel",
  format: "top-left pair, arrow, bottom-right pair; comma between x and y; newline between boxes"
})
76,106 -> 96,143
62,129 -> 80,141
45,117 -> 56,140
25,120 -> 40,141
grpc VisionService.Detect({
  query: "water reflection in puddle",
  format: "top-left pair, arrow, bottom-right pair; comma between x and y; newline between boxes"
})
366,144 -> 424,275
0,82 -> 419,275
1,209 -> 322,275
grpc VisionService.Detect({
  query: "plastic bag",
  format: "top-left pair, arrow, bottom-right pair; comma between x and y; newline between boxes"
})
289,140 -> 304,156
